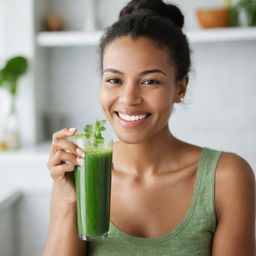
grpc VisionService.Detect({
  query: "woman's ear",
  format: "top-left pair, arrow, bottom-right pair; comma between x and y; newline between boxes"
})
174,75 -> 189,102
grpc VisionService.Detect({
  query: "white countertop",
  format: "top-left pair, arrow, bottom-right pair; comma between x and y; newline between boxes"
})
0,142 -> 50,160
0,142 -> 53,194
0,187 -> 22,210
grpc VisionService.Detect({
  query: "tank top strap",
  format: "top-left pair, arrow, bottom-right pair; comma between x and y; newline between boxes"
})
194,147 -> 223,233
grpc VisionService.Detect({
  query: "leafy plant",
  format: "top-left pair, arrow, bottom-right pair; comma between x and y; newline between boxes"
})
231,0 -> 256,26
75,120 -> 107,145
219,0 -> 256,26
0,56 -> 28,96
93,120 -> 106,141
84,124 -> 94,139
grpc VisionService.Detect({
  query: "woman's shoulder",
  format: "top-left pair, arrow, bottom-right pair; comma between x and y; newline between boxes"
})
215,150 -> 254,184
214,150 -> 255,219
199,145 -> 254,179
210,150 -> 256,252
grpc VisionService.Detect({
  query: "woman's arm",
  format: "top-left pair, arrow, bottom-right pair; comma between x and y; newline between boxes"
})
42,181 -> 87,256
212,152 -> 255,256
43,128 -> 87,256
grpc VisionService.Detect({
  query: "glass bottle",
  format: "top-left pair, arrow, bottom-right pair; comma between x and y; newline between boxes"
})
5,95 -> 21,150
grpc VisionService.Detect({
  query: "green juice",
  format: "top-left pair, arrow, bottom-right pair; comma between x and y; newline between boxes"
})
74,147 -> 112,240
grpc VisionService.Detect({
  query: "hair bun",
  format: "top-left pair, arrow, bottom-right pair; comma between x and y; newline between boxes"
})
119,0 -> 184,29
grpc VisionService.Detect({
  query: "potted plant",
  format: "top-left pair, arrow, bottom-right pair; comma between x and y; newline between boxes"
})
0,56 -> 29,150
196,0 -> 232,28
230,0 -> 256,26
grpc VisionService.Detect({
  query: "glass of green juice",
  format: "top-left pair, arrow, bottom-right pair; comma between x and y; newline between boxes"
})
71,136 -> 113,241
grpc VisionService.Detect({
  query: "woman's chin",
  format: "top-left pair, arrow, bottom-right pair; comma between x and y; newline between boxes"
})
115,133 -> 147,145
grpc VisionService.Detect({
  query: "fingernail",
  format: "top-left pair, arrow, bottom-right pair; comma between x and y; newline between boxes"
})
69,127 -> 76,133
76,157 -> 84,165
76,148 -> 85,157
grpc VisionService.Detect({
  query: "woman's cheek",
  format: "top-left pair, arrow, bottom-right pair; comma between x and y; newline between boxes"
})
100,87 -> 115,115
152,89 -> 173,113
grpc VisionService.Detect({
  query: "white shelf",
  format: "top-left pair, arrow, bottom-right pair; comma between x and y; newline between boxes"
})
37,28 -> 256,47
37,31 -> 103,47
187,27 -> 256,43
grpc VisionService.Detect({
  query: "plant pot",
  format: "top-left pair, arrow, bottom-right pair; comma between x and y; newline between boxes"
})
44,14 -> 64,31
196,8 -> 231,28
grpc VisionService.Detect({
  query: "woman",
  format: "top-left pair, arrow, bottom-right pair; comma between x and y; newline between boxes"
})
43,0 -> 255,255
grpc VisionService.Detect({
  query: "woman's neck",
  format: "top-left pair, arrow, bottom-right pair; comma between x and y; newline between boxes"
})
113,126 -> 183,177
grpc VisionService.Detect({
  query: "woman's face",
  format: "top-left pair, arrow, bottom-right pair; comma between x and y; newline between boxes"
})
100,36 -> 186,144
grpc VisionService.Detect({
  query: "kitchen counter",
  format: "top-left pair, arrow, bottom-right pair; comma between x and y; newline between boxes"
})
0,142 -> 53,193
0,187 -> 22,210
0,142 -> 50,160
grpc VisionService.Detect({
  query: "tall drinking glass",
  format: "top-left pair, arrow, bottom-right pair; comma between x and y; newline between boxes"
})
71,137 -> 113,241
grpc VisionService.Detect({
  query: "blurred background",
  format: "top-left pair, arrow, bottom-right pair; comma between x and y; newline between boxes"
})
0,0 -> 256,255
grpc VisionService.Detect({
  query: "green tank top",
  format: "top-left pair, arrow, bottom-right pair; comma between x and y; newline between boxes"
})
87,147 -> 223,256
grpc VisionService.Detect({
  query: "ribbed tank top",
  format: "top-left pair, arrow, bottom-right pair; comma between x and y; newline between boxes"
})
87,147 -> 223,256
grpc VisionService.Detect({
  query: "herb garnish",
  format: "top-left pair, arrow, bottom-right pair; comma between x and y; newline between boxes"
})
74,120 -> 106,145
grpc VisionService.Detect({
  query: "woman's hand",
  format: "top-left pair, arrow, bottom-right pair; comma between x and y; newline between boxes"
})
47,127 -> 84,204
44,128 -> 87,256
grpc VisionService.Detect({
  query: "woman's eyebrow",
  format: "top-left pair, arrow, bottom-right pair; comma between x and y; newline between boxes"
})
103,68 -> 123,75
139,69 -> 167,77
103,68 -> 167,77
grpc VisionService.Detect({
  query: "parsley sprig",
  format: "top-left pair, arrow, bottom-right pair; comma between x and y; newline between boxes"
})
74,119 -> 106,145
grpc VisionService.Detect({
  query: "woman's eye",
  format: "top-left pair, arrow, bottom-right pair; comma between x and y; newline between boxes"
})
106,78 -> 121,84
142,79 -> 160,85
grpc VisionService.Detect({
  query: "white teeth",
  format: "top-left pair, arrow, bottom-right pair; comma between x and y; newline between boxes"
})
119,113 -> 147,122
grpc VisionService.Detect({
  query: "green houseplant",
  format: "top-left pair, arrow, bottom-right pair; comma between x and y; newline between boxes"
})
0,56 -> 28,150
231,0 -> 256,26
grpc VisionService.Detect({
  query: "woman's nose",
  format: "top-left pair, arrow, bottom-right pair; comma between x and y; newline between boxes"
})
118,83 -> 142,106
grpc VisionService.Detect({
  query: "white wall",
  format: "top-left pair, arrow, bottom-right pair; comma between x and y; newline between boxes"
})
1,0 -> 37,146
0,0 -> 4,59
171,41 -> 256,170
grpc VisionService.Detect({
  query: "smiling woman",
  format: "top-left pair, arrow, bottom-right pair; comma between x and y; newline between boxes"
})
43,0 -> 255,256
100,36 -> 180,141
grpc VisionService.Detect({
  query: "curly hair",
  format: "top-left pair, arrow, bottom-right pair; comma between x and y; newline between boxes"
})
99,0 -> 191,81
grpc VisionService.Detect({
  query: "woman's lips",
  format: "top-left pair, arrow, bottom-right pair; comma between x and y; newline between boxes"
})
114,112 -> 151,128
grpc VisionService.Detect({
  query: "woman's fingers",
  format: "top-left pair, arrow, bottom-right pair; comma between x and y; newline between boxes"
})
50,127 -> 84,157
51,127 -> 79,153
50,151 -> 83,167
47,127 -> 85,183
50,164 -> 76,182
54,138 -> 84,157
48,151 -> 84,182
52,127 -> 77,141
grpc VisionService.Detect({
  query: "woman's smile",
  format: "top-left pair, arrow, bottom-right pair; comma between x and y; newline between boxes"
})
113,111 -> 152,128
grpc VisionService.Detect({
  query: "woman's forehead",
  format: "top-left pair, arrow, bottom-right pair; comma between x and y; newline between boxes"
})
103,36 -> 175,73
